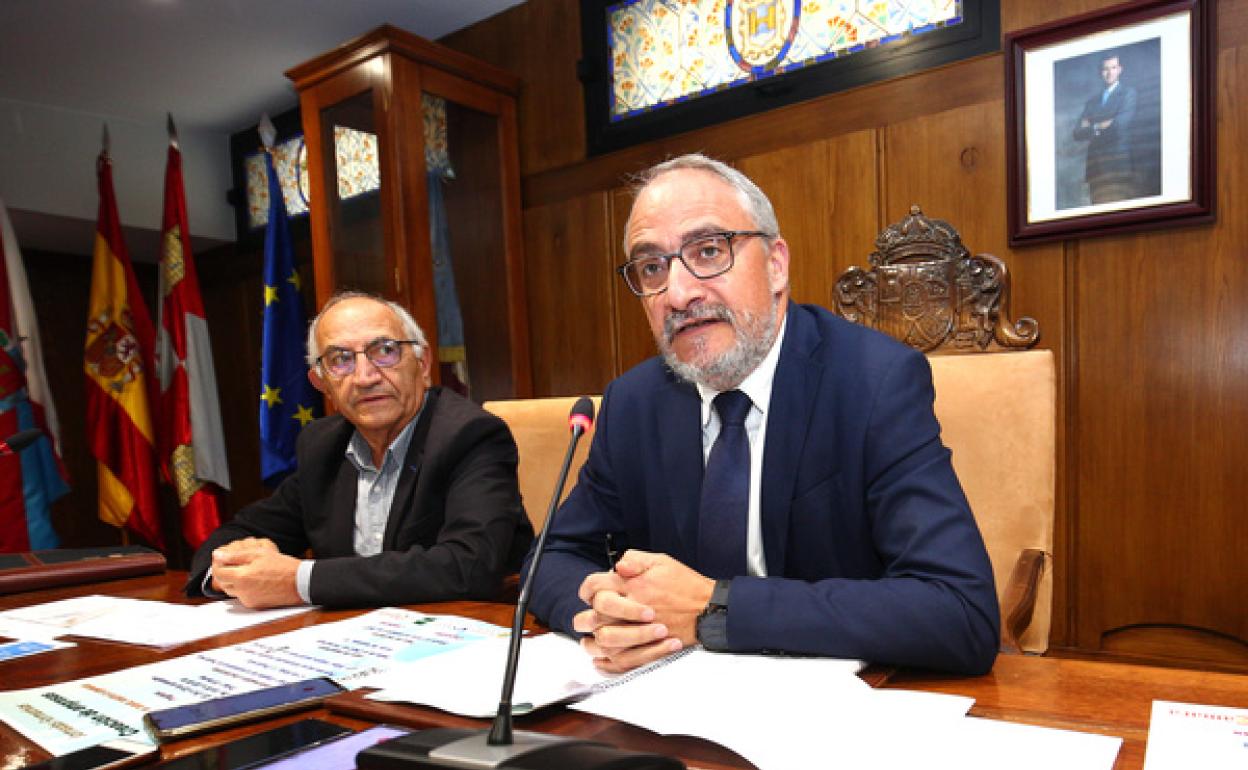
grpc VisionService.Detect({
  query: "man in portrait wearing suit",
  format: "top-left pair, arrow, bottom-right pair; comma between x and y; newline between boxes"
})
1073,52 -> 1139,204
526,154 -> 1000,676
187,291 -> 533,608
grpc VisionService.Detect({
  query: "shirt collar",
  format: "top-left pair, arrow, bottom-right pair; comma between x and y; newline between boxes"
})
345,391 -> 427,472
697,312 -> 788,425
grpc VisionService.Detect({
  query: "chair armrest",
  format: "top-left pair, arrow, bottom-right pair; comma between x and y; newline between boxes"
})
1000,548 -> 1048,653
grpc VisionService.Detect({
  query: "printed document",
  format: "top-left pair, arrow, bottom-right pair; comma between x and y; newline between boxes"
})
1143,700 -> 1248,770
0,608 -> 504,757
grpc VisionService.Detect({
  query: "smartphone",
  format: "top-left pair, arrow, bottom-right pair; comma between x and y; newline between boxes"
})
24,738 -> 157,770
144,678 -> 345,741
151,718 -> 350,770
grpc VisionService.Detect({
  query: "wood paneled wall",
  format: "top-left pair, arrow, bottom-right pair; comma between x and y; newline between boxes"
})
444,0 -> 1248,669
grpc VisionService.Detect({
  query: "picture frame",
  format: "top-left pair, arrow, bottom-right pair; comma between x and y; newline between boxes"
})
1005,0 -> 1214,245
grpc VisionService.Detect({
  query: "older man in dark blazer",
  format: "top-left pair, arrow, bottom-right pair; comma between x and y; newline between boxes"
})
526,155 -> 999,676
187,291 -> 532,608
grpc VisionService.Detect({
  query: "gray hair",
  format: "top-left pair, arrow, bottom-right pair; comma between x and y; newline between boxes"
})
305,290 -> 428,368
622,153 -> 780,253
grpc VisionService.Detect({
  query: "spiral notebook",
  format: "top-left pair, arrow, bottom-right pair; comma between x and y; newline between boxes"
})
361,632 -> 702,718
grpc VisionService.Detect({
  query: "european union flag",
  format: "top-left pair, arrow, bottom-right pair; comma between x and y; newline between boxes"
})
259,152 -> 321,486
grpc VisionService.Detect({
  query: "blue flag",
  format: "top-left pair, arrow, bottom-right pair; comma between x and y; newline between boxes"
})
259,152 -> 321,486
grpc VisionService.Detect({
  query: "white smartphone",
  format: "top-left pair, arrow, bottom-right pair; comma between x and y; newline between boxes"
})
25,738 -> 157,770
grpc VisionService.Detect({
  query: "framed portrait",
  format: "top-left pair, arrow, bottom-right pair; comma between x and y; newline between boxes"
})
1005,0 -> 1214,245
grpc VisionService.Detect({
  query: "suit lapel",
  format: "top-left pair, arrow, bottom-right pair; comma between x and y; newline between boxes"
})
657,378 -> 704,560
383,388 -> 439,548
326,423 -> 359,557
760,304 -> 824,575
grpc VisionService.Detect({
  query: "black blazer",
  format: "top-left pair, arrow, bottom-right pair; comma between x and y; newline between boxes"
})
187,387 -> 533,606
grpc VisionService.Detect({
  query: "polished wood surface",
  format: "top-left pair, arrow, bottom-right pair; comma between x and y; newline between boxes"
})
888,657 -> 1247,770
3,573 -> 1245,770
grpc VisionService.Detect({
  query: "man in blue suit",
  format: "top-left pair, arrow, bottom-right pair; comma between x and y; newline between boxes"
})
526,154 -> 999,675
1073,52 -> 1139,204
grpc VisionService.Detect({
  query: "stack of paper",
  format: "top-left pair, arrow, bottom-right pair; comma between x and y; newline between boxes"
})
366,634 -> 1125,770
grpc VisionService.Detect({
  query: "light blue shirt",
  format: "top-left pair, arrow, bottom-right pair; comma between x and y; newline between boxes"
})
293,395 -> 426,603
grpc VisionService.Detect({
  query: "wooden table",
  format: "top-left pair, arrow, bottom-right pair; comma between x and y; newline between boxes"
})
1,572 -> 1244,769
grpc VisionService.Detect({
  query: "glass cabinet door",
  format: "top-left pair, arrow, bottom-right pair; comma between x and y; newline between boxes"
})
320,90 -> 387,297
290,26 -> 531,401
423,92 -> 516,402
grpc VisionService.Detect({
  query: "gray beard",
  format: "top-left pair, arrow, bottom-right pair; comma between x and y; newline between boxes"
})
659,298 -> 780,391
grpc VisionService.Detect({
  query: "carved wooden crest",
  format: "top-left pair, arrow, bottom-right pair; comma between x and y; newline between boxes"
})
834,206 -> 1039,352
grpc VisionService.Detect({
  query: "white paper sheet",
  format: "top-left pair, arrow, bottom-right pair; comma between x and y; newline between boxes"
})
0,595 -> 312,647
1143,700 -> 1248,770
365,632 -> 609,717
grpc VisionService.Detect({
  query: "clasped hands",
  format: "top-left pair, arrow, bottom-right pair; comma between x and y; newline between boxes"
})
209,537 -> 303,609
573,549 -> 714,673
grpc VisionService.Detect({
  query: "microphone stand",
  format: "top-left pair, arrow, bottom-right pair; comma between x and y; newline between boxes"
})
486,416 -> 584,746
357,398 -> 683,770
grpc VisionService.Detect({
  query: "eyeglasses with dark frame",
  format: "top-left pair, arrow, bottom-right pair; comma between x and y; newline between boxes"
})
316,338 -> 422,379
616,230 -> 771,297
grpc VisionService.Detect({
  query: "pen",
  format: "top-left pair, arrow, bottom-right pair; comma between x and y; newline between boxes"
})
604,533 -> 619,570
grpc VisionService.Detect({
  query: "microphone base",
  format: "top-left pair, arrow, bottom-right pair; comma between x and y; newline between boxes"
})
356,728 -> 685,770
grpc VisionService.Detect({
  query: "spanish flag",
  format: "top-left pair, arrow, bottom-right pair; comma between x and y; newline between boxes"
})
85,147 -> 162,549
156,127 -> 229,549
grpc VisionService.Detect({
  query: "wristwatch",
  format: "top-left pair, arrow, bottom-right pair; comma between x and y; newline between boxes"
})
695,579 -> 732,651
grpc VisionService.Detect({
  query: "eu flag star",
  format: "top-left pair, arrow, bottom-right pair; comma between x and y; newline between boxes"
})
292,404 -> 315,427
261,384 -> 282,408
287,270 -> 301,292
264,284 -> 279,306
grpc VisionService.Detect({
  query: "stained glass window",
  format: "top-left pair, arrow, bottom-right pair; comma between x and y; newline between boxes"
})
244,136 -> 309,228
582,0 -> 996,154
608,0 -> 964,121
243,96 -> 454,230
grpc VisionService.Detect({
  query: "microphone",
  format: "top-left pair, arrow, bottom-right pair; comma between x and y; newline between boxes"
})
357,397 -> 683,770
0,429 -> 43,456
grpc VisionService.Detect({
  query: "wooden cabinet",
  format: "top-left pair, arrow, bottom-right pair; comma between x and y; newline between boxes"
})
287,25 -> 531,400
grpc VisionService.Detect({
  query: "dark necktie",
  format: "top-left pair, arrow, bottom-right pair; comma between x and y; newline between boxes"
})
697,389 -> 752,578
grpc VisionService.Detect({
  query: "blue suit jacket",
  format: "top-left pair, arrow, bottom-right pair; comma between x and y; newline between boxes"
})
527,303 -> 1000,674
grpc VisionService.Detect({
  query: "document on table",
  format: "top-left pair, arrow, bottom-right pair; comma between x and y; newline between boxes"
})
0,608 -> 505,757
364,632 -> 616,716
366,633 -> 870,725
0,594 -> 311,647
1143,700 -> 1248,770
364,632 -> 1124,770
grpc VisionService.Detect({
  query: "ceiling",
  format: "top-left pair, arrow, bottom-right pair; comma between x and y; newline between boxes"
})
0,0 -> 526,134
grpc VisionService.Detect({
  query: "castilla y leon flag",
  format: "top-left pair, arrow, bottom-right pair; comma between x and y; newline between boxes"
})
85,146 -> 162,549
156,125 -> 230,549
0,198 -> 70,552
